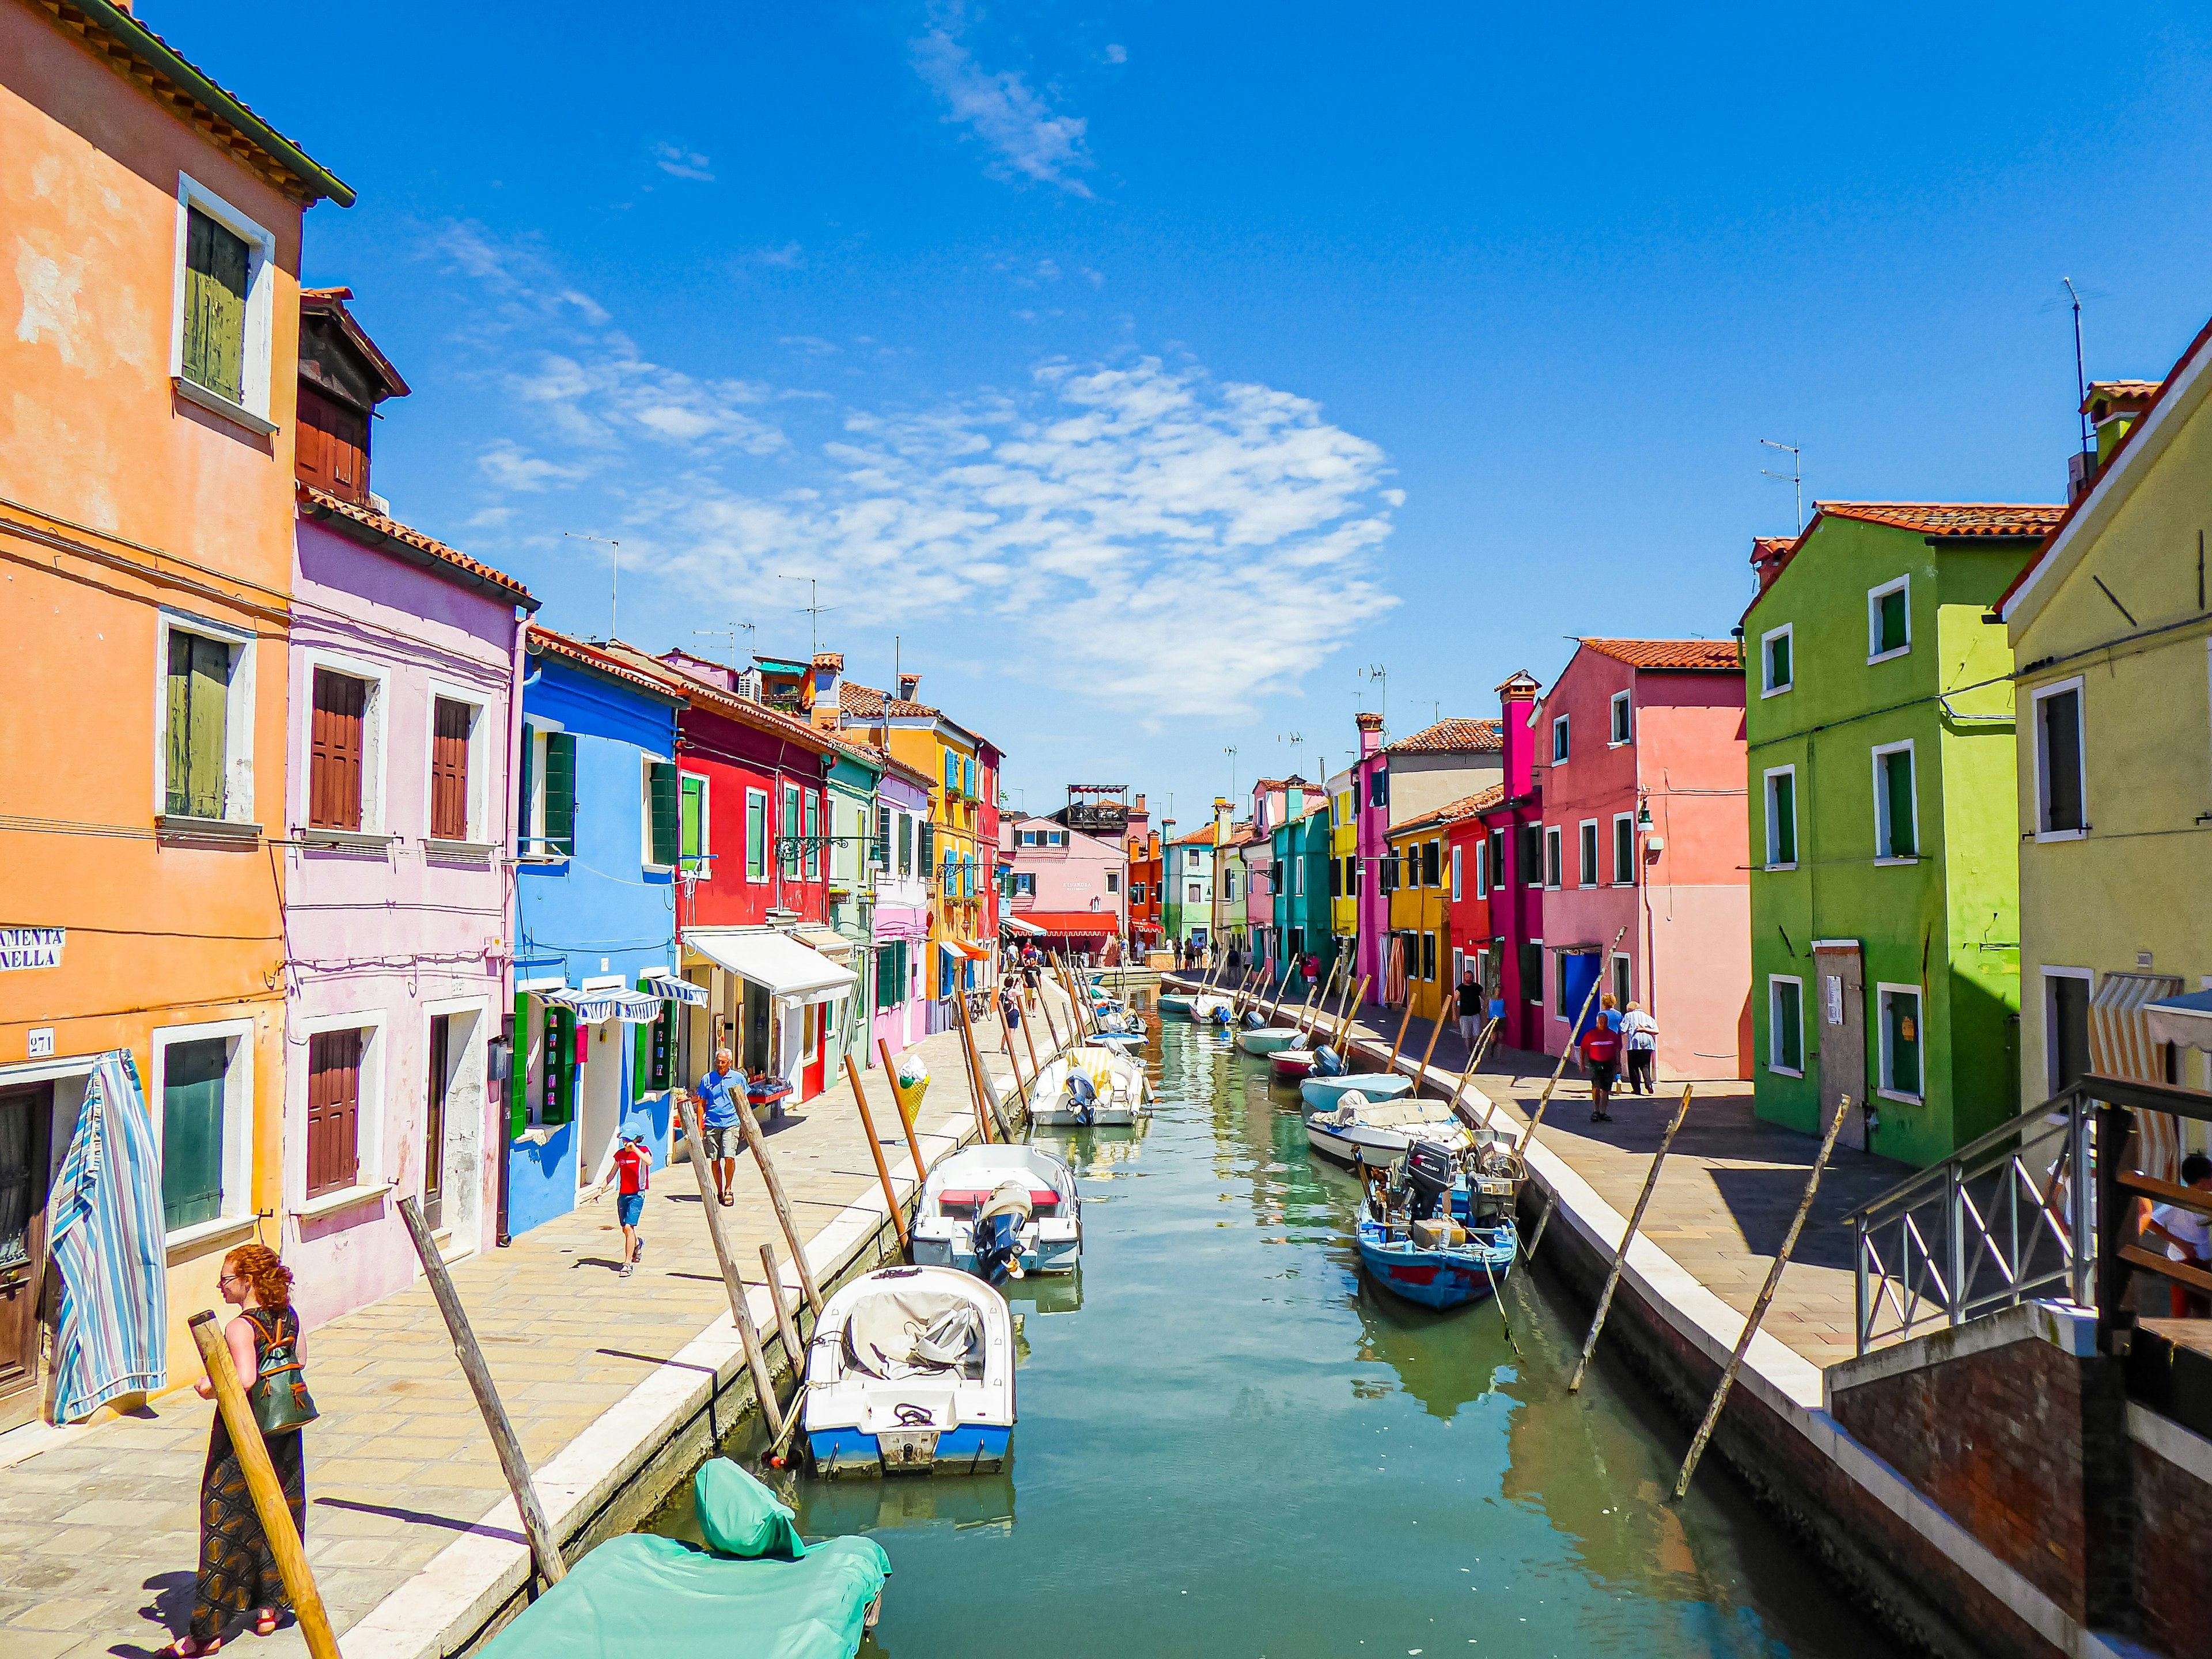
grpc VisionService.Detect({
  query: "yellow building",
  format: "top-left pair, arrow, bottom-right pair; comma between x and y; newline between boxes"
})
2001,357 -> 2212,1172
835,672 -> 994,1023
1328,766 -> 1358,959
1384,814 -> 1453,1023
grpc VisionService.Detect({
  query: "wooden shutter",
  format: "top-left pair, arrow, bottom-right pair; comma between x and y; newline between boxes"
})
516,728 -> 536,854
542,732 -> 577,855
647,761 -> 680,866
309,670 -> 366,831
540,1004 -> 575,1124
747,790 -> 766,878
166,632 -> 230,819
305,1029 -> 362,1199
182,208 -> 249,404
681,777 -> 705,872
510,993 -> 531,1138
1884,752 -> 1915,857
431,698 -> 471,839
804,790 -> 819,878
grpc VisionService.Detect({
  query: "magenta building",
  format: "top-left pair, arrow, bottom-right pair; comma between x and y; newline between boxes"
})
873,764 -> 932,1054
1479,673 -> 1548,1052
1351,713 -> 1390,994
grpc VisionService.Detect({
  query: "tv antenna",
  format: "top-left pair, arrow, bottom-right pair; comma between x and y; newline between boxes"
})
1759,440 -> 1803,532
2063,277 -> 2091,453
694,620 -> 756,669
1225,745 -> 1238,800
563,532 -> 620,637
1359,664 -> 1388,729
777,574 -> 840,660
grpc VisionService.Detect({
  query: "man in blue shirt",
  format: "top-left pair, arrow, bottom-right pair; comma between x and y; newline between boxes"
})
695,1046 -> 743,1206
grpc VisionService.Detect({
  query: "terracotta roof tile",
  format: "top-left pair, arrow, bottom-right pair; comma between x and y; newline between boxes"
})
1812,502 -> 2065,537
2082,380 -> 2161,415
1577,638 -> 1742,672
839,680 -> 938,719
298,484 -> 534,608
529,627 -> 687,702
1385,717 -> 1502,755
1388,784 -> 1505,835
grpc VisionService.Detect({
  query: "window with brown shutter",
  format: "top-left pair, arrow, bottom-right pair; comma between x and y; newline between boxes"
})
431,699 -> 472,839
305,1029 -> 362,1198
309,670 -> 367,830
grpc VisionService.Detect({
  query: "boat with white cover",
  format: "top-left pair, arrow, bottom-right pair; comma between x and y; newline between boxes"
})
1305,1090 -> 1472,1165
804,1266 -> 1015,1478
1301,1069 -> 1416,1110
1025,1047 -> 1150,1126
912,1144 -> 1081,1278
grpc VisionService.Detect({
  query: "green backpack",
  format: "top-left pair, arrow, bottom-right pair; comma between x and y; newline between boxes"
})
249,1315 -> 318,1436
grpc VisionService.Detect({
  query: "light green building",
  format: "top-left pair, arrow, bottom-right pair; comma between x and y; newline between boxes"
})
1741,501 -> 2061,1166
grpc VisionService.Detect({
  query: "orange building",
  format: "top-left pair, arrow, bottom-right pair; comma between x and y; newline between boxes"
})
0,1 -> 350,1423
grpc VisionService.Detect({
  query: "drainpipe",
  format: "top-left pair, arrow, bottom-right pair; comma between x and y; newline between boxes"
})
497,616 -> 532,1248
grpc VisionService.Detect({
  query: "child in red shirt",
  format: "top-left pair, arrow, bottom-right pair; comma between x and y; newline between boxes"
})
590,1132 -> 652,1278
1580,1018 -> 1622,1123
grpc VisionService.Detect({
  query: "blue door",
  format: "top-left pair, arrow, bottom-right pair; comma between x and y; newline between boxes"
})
1558,950 -> 1601,1042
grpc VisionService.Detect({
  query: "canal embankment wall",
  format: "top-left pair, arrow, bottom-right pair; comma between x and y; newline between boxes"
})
1174,977 -> 2203,1659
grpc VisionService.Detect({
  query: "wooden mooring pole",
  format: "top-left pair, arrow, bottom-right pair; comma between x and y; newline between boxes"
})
1671,1097 -> 1851,1499
1384,999 -> 1415,1074
187,1312 -> 345,1656
1407,999 -> 1448,1086
393,1195 -> 567,1589
759,1242 -> 805,1373
842,1054 -> 908,1250
732,1090 -> 825,1318
954,986 -> 1014,1142
676,1095 -> 784,1441
1568,1085 -> 1693,1394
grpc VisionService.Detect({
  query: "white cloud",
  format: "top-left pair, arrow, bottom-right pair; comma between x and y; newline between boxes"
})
1103,43 -> 1127,64
477,440 -> 586,493
911,25 -> 1093,195
652,142 -> 715,183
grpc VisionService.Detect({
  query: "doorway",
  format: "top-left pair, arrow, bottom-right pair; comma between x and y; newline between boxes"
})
425,1016 -> 452,1231
1814,942 -> 1865,1140
743,980 -> 771,1074
0,1081 -> 55,1433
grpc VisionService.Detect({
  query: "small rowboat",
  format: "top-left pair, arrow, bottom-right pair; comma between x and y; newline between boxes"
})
1300,1070 -> 1415,1111
1157,994 -> 1197,1020
1237,1026 -> 1302,1055
1271,1048 -> 1320,1080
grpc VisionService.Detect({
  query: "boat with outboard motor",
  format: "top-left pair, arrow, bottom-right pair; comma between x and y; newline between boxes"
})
1026,1046 -> 1150,1126
1353,1138 -> 1524,1309
805,1266 -> 1016,1478
912,1144 -> 1081,1279
1238,1023 -> 1303,1055
1300,1069 -> 1416,1110
1305,1088 -> 1467,1164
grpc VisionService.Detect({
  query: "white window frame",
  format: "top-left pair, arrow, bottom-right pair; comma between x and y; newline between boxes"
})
1578,819 -> 1600,888
1876,982 -> 1925,1105
1544,825 -> 1563,890
1763,764 -> 1798,871
678,769 -> 712,875
170,174 -> 280,429
153,606 -> 258,825
1761,623 -> 1794,698
1105,870 -> 1119,894
290,1007 -> 391,1213
1867,575 -> 1912,664
1526,936 -> 1544,1005
1291,858 -> 1304,897
745,787 -> 771,884
1188,881 -> 1203,904
2039,965 -> 2094,1098
1609,690 -> 1632,746
641,753 -> 677,874
150,1017 -> 257,1249
296,650 -> 391,838
1474,838 -> 1488,899
2030,676 -> 2088,843
1452,946 -> 1465,990
1551,714 -> 1570,764
1871,740 -> 1920,863
423,678 -> 495,845
1611,812 -> 1635,885
1450,844 -> 1463,903
1767,974 -> 1805,1077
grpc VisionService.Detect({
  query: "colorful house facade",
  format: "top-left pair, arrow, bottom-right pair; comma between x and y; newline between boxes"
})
1744,502 -> 2060,1165
1327,765 -> 1358,969
870,762 -> 934,1055
1270,790 -> 1333,993
1479,673 -> 1548,1053
1445,785 -> 1507,1001
1001,815 -> 1127,957
1352,714 -> 1390,990
283,291 -> 535,1324
0,0 -> 351,1420
2002,336 -> 2212,1169
1532,639 -> 1750,1080
1385,792 -> 1497,1025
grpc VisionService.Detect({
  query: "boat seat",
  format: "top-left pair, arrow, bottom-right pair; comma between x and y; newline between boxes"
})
937,1188 -> 1060,1213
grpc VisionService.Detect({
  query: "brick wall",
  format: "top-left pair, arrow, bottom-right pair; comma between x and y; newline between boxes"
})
2136,1433 -> 2212,1659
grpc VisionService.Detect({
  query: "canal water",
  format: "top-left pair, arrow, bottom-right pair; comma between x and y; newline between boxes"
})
652,1020 -> 1886,1657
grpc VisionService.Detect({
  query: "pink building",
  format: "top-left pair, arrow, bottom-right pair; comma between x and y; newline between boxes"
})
1532,639 -> 1751,1080
872,764 -> 932,1055
1352,712 -> 1389,991
1002,815 -> 1126,957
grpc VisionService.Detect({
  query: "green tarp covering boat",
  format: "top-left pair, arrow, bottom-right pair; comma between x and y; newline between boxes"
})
482,1461 -> 889,1659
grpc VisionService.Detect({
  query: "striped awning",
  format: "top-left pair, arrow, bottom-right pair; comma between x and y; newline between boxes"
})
49,1050 -> 168,1421
644,970 -> 709,1007
544,987 -> 666,1025
2145,988 -> 2212,1054
2089,972 -> 2185,1081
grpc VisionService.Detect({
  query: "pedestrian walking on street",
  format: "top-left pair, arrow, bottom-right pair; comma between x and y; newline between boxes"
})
170,1244 -> 312,1657
999,983 -> 1023,1054
695,1046 -> 744,1206
1620,1001 -> 1658,1094
587,1130 -> 652,1277
1580,1015 -> 1622,1123
1455,971 -> 1484,1047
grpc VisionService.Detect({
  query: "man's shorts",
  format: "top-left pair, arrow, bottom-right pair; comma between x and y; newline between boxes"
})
1587,1059 -> 1619,1092
616,1190 -> 645,1228
702,1124 -> 743,1161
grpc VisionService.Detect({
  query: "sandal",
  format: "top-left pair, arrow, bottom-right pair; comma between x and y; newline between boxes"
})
255,1610 -> 279,1637
158,1640 -> 221,1657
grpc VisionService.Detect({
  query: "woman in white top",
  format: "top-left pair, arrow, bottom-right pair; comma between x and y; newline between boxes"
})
1619,1001 -> 1658,1094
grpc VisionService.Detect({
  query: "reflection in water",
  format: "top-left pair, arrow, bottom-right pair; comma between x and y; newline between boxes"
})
644,1022 -> 1883,1659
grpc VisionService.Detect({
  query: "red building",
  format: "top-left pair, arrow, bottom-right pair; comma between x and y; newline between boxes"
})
1443,783 -> 1506,1003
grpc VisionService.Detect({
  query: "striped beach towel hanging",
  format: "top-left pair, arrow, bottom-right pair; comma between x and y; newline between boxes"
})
48,1050 -> 169,1422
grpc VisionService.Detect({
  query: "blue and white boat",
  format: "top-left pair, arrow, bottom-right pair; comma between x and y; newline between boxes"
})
912,1144 -> 1081,1278
805,1266 -> 1015,1478
1305,1089 -> 1467,1164
1301,1069 -> 1416,1111
1157,993 -> 1197,1020
1353,1143 -> 1521,1310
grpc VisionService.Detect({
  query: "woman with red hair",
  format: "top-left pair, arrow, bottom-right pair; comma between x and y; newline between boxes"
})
164,1244 -> 307,1656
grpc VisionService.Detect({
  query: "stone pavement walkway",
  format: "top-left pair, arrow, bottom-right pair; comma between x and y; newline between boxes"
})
0,1029 -> 993,1659
1206,986 -> 1906,1373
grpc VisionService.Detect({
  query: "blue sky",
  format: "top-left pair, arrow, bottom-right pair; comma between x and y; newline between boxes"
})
187,0 -> 2212,830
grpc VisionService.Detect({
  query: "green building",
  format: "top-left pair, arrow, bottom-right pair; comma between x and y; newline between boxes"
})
1162,820 -> 1219,955
1271,790 -> 1334,991
1741,501 -> 2060,1166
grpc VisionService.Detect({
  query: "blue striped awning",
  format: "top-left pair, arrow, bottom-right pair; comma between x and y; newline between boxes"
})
50,1050 -> 168,1422
644,971 -> 709,1007
543,988 -> 666,1025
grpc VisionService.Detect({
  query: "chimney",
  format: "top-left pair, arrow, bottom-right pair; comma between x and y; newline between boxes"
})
1355,711 -> 1384,757
2073,379 -> 2161,499
897,673 -> 922,703
1495,671 -> 1541,799
810,651 -> 843,730
1749,535 -> 1795,595
1133,792 -> 1147,816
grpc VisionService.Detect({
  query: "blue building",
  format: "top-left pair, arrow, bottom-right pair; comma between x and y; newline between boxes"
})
506,627 -> 695,1239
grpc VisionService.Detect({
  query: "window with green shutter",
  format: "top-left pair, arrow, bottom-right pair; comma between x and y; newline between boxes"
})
516,730 -> 536,856
541,732 -> 577,856
1767,770 -> 1797,866
646,760 -> 680,868
782,786 -> 801,877
680,776 -> 706,873
1870,579 -> 1910,657
634,980 -> 675,1091
1877,746 -> 1916,858
510,993 -> 531,1138
804,790 -> 820,879
161,1037 -> 229,1230
181,207 -> 249,405
540,1003 -> 576,1124
747,789 -> 768,880
164,630 -> 232,819
919,820 -> 935,870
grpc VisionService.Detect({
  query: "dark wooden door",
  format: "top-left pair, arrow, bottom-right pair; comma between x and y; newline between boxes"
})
0,1082 -> 54,1431
306,1030 -> 362,1199
424,1016 -> 450,1230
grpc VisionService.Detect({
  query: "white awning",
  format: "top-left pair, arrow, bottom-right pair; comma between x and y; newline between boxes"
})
2146,988 -> 2212,1054
543,987 -> 665,1025
686,927 -> 855,1006
1002,915 -> 1046,937
793,925 -> 854,963
643,969 -> 709,1007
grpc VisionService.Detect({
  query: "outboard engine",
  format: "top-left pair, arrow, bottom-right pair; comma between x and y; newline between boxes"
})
1063,1069 -> 1099,1126
1209,1002 -> 1234,1027
1404,1140 -> 1455,1223
969,1180 -> 1033,1283
1241,1009 -> 1266,1029
1312,1047 -> 1346,1078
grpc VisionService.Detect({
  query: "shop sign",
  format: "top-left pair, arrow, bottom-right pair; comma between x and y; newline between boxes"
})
0,927 -> 63,971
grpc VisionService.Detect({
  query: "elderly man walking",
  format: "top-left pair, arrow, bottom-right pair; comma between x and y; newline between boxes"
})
694,1046 -> 745,1207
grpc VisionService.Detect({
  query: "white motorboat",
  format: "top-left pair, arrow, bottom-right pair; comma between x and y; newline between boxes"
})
1305,1090 -> 1473,1165
804,1266 -> 1016,1479
1026,1048 -> 1150,1126
1300,1070 -> 1416,1110
912,1144 -> 1081,1278
1188,994 -> 1236,1026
